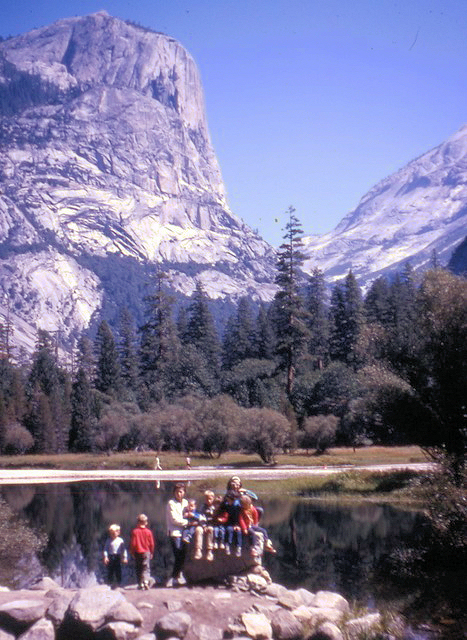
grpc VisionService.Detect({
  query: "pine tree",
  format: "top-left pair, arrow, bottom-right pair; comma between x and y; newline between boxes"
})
185,282 -> 221,382
343,270 -> 364,363
328,283 -> 347,362
139,270 -> 181,399
94,320 -> 121,396
70,367 -> 93,451
254,304 -> 276,360
118,308 -> 139,394
328,271 -> 363,364
305,267 -> 329,362
272,206 -> 309,396
26,330 -> 70,452
76,335 -> 94,381
364,276 -> 391,326
222,297 -> 256,369
387,263 -> 419,375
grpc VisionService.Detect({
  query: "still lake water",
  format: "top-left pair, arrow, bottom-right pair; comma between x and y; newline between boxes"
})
0,480 -> 464,637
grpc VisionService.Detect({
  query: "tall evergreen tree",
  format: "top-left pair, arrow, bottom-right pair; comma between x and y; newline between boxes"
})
118,308 -> 139,394
139,270 -> 181,399
272,206 -> 309,396
26,330 -> 70,452
328,283 -> 347,362
328,271 -> 363,364
343,270 -> 364,362
76,335 -> 95,381
185,282 -> 221,380
364,276 -> 391,326
222,297 -> 256,369
94,320 -> 121,396
387,263 -> 419,375
70,367 -> 93,451
305,267 -> 329,362
254,304 -> 276,361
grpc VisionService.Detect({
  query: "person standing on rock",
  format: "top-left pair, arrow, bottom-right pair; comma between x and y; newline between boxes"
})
129,513 -> 155,590
166,482 -> 189,586
103,523 -> 128,588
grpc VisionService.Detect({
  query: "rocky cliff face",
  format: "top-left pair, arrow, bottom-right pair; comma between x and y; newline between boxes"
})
301,125 -> 467,286
0,11 -> 276,352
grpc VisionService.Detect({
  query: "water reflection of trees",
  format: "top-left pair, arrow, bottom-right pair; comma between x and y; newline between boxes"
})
1,483 -> 423,600
1,482 -> 179,587
264,500 -> 423,605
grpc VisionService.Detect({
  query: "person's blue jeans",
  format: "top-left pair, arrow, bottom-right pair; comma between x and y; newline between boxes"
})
226,526 -> 242,548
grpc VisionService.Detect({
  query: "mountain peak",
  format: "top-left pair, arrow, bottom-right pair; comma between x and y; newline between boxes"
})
0,14 -> 276,353
302,125 -> 467,287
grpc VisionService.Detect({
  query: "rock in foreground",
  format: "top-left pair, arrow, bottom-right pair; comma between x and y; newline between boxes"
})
0,575 -> 399,640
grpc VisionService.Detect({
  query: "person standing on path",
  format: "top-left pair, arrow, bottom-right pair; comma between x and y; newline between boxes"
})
166,482 -> 189,586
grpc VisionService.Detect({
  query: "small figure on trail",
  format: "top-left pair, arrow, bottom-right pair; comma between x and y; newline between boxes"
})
185,456 -> 191,470
129,513 -> 155,590
154,456 -> 162,470
103,524 -> 127,588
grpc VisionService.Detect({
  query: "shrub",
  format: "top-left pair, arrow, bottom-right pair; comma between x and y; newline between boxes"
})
300,414 -> 339,453
237,407 -> 290,464
1,423 -> 34,454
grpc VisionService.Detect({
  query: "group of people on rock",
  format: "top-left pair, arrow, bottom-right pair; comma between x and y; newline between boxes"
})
102,476 -> 275,589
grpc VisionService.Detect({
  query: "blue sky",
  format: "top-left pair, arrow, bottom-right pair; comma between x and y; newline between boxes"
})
1,0 -> 467,246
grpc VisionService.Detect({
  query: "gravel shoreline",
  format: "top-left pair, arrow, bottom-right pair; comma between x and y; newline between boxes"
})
0,463 -> 434,484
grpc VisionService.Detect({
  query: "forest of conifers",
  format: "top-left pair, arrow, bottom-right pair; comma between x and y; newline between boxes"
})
0,213 -> 466,469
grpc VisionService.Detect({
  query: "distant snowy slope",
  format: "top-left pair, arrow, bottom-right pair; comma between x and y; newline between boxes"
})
301,125 -> 467,286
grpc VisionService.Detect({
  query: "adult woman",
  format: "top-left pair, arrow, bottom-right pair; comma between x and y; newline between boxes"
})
226,476 -> 258,500
166,483 -> 188,586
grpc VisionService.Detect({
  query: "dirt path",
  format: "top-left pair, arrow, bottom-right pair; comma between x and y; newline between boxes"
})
0,462 -> 435,484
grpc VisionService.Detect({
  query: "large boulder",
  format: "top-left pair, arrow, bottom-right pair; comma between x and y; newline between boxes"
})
182,546 -> 260,584
270,610 -> 303,640
61,586 -> 127,635
16,618 -> 55,640
154,612 -> 192,639
0,599 -> 49,635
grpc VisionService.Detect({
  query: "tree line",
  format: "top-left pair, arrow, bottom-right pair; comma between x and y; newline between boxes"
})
0,208 -> 466,473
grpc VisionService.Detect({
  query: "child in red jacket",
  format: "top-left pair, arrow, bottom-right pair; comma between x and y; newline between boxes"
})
129,513 -> 155,589
238,495 -> 276,555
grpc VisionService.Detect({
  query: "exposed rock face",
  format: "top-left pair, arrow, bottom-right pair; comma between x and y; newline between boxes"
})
301,125 -> 467,287
0,11 -> 276,352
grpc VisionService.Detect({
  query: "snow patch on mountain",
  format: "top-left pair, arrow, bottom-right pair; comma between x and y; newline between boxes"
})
302,125 -> 467,286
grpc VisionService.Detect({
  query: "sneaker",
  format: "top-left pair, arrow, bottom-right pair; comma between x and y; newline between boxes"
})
265,541 -> 277,554
213,543 -> 218,550
177,573 -> 187,586
194,549 -> 202,560
219,542 -> 225,550
225,544 -> 231,555
206,550 -> 214,561
165,577 -> 174,588
235,546 -> 242,557
143,581 -> 149,590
